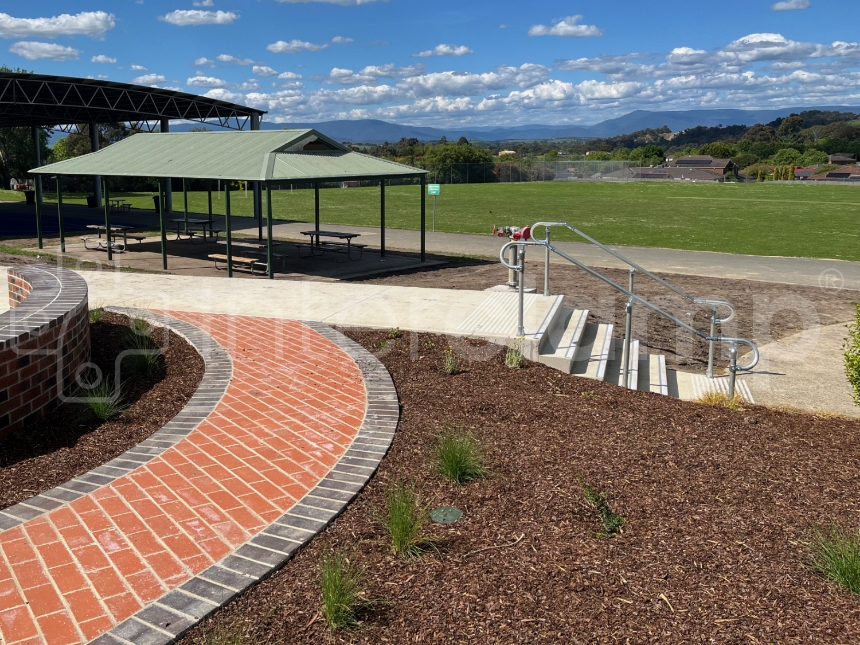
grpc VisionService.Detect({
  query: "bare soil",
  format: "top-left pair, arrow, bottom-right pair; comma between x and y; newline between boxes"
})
179,329 -> 860,645
0,312 -> 204,510
354,259 -> 860,371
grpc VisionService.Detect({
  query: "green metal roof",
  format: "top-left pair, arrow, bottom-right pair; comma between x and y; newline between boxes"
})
31,129 -> 427,182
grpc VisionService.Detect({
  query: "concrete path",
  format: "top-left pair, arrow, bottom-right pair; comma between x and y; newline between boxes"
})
0,311 -> 396,645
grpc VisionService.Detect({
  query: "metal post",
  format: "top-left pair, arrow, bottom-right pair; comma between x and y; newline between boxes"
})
56,178 -> 65,253
707,306 -> 717,379
225,187 -> 233,278
517,244 -> 526,337
314,182 -> 320,244
89,123 -> 102,208
207,184 -> 213,225
266,183 -> 274,279
543,227 -> 551,296
160,119 -> 172,212
621,269 -> 635,388
380,179 -> 386,258
728,344 -> 738,399
432,194 -> 436,232
508,245 -> 518,288
183,179 -> 189,231
31,126 -> 44,249
420,175 -> 426,262
159,180 -> 168,270
103,180 -> 112,262
251,114 -> 262,241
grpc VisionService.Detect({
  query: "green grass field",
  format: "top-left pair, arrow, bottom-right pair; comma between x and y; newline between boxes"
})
3,181 -> 859,261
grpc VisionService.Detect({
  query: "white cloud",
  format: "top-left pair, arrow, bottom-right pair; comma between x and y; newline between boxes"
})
399,64 -> 552,97
772,0 -> 810,10
557,53 -> 648,74
413,44 -> 473,58
278,71 -> 303,79
187,75 -> 228,88
9,41 -> 79,60
528,15 -> 603,38
159,10 -> 238,26
194,57 -> 215,66
267,39 -> 328,54
276,0 -> 385,4
132,73 -> 166,84
253,65 -> 278,76
193,0 -> 215,5
91,54 -> 116,64
719,33 -> 819,64
203,88 -> 247,102
130,63 -> 147,71
320,63 -> 424,85
217,53 -> 254,65
0,11 -> 115,39
332,36 -> 353,44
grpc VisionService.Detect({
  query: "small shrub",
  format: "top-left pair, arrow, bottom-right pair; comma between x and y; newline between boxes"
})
387,327 -> 403,339
844,304 -> 860,406
809,523 -> 860,594
433,426 -> 485,484
375,339 -> 389,350
383,481 -> 430,558
88,305 -> 105,324
697,391 -> 745,411
505,338 -> 524,369
123,320 -> 164,378
320,552 -> 365,632
579,477 -> 625,537
83,378 -> 126,422
442,346 -> 459,375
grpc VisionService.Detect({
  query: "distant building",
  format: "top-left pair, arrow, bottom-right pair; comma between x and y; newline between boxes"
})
499,150 -> 516,156
794,167 -> 815,180
558,151 -> 570,156
817,167 -> 860,181
828,153 -> 857,165
604,167 -> 723,182
667,155 -> 736,176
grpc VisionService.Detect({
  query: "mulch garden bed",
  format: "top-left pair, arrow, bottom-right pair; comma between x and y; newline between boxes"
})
180,329 -> 860,644
0,311 -> 204,510
355,259 -> 860,371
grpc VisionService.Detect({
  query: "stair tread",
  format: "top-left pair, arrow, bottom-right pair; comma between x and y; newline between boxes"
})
538,308 -> 589,359
572,322 -> 614,381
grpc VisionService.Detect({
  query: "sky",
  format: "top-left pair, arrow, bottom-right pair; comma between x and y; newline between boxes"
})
2,1 -> 859,127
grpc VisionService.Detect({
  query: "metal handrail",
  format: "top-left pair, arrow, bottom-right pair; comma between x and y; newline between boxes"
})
500,233 -> 759,397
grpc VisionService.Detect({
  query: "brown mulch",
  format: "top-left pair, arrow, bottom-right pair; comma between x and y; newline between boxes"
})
0,312 -> 204,510
179,329 -> 860,645
353,259 -> 860,371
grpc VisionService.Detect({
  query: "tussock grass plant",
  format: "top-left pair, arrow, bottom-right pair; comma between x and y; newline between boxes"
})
82,378 -> 126,422
387,327 -> 403,339
697,391 -> 746,411
809,523 -> 860,594
123,317 -> 164,378
505,338 -> 524,369
320,552 -> 366,632
383,481 -> 432,558
442,346 -> 459,375
844,304 -> 860,406
88,304 -> 105,324
579,477 -> 625,537
433,426 -> 486,484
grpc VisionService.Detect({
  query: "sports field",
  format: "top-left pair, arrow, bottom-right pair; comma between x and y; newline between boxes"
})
3,181 -> 859,261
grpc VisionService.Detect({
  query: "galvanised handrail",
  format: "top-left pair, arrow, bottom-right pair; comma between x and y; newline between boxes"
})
500,231 -> 758,398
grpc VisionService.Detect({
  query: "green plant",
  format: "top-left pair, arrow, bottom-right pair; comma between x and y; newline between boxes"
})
505,338 -> 524,369
442,346 -> 459,375
383,481 -> 431,558
697,391 -> 745,411
123,319 -> 164,378
809,523 -> 860,594
375,339 -> 389,350
88,304 -> 105,324
579,477 -> 625,537
433,426 -> 486,484
320,551 -> 365,632
844,304 -> 860,406
82,378 -> 126,422
387,327 -> 403,339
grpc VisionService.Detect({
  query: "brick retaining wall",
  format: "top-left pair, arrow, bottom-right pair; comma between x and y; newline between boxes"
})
0,264 -> 90,439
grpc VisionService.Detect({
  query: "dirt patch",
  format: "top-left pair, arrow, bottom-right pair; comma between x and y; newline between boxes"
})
353,259 -> 860,371
179,330 -> 860,645
0,312 -> 204,510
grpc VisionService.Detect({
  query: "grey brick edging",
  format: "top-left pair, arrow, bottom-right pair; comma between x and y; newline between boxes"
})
0,307 -> 233,532
90,321 -> 399,645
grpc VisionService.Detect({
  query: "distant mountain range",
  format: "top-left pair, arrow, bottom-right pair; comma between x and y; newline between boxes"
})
250,106 -> 857,143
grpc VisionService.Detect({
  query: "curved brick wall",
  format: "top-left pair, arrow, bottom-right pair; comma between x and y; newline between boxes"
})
0,264 -> 89,439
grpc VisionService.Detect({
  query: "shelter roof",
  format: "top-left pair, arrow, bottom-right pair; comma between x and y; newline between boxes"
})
31,130 -> 427,182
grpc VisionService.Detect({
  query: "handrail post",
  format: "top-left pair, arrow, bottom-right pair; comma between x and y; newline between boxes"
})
707,305 -> 717,379
508,244 -> 518,288
622,297 -> 633,389
517,244 -> 526,337
728,344 -> 738,399
543,227 -> 551,296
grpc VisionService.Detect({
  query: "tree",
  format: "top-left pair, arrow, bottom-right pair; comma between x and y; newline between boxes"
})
586,151 -> 612,160
743,124 -> 779,143
789,163 -> 796,180
772,148 -> 802,165
699,142 -> 735,158
457,136 -> 469,146
757,169 -> 765,182
777,115 -> 804,139
731,153 -> 760,169
798,149 -> 829,166
772,166 -> 780,181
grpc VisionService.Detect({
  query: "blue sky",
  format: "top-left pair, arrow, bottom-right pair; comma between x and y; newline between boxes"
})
2,1 -> 859,127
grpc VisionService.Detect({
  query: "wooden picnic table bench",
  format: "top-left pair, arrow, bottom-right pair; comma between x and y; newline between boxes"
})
297,230 -> 365,261
171,218 -> 222,243
81,225 -> 146,253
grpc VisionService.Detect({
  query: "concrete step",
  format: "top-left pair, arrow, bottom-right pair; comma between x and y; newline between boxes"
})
646,353 -> 669,395
571,322 -> 614,381
536,308 -> 588,373
605,338 -> 640,389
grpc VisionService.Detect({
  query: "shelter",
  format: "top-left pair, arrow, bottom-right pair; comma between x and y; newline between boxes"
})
0,72 -> 266,238
31,129 -> 429,278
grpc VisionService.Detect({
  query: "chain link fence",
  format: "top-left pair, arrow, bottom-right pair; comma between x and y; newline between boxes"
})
421,160 -> 636,184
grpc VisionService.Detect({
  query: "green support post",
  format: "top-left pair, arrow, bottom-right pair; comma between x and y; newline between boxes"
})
159,180 -> 168,270
380,179 -> 386,258
225,187 -> 233,278
35,183 -> 43,250
103,180 -> 112,261
56,178 -> 65,253
207,183 -> 213,225
314,182 -> 320,245
183,179 -> 189,231
266,183 -> 274,280
420,174 -> 426,262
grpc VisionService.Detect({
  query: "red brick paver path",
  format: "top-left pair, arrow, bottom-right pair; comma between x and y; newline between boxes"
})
0,314 -> 366,644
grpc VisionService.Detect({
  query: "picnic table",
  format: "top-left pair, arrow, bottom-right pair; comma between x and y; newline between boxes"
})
81,224 -> 146,253
170,218 -> 222,243
210,239 -> 287,275
298,230 -> 365,261
109,198 -> 131,213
